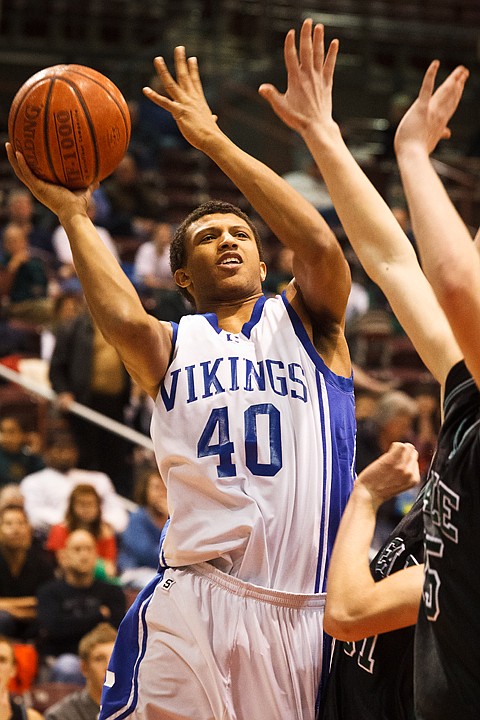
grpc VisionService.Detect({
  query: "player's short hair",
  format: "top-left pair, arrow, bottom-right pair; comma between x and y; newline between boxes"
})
170,200 -> 264,304
78,622 -> 117,661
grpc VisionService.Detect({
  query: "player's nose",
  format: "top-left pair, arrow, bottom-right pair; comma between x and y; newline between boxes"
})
218,233 -> 238,249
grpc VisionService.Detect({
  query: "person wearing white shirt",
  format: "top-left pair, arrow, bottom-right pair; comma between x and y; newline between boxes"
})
20,433 -> 129,535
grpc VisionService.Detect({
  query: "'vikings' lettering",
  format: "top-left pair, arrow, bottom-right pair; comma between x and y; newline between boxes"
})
161,357 -> 309,411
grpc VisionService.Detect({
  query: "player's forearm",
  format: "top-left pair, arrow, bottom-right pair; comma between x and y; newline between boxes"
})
325,483 -> 378,624
201,130 -> 337,261
396,144 -> 477,296
59,212 -> 150,343
301,120 -> 414,278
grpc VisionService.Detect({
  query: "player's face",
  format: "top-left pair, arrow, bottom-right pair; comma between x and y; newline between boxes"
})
175,213 -> 266,307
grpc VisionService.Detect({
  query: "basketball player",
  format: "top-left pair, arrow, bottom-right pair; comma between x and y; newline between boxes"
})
6,44 -> 356,719
258,19 -> 466,719
394,60 -> 480,720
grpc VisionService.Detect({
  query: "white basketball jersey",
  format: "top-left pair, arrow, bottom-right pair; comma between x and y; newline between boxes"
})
151,293 -> 356,594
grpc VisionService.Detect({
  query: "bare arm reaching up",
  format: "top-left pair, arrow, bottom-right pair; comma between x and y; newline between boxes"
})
394,62 -> 480,387
259,19 -> 462,387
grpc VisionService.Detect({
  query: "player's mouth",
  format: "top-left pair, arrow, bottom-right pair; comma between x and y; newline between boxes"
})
217,252 -> 243,267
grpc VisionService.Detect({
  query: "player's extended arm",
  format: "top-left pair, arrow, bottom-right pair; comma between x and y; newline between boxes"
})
324,443 -> 423,642
259,19 -> 462,386
6,145 -> 172,399
394,62 -> 480,387
143,46 -> 351,330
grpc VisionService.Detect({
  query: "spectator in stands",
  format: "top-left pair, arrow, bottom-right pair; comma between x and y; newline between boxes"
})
51,197 -> 120,292
36,529 -> 125,684
44,622 -> 116,720
46,484 -> 117,579
0,223 -> 52,324
0,485 -> 24,512
0,634 -> 43,720
356,390 -> 419,549
135,74 -> 190,165
118,468 -> 168,589
102,153 -> 164,239
20,433 -> 129,538
262,246 -> 294,297
40,291 -> 84,364
48,307 -> 133,498
0,417 -> 45,487
133,221 -> 188,321
0,505 -> 55,640
1,188 -> 54,261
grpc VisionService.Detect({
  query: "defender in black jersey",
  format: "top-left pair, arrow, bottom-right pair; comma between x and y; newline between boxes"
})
319,493 -> 424,720
414,361 -> 480,719
395,60 -> 479,719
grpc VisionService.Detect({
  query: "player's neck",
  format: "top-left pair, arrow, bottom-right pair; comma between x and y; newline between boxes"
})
200,293 -> 263,333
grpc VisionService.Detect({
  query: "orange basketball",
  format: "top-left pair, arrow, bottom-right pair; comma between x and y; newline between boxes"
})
8,64 -> 131,190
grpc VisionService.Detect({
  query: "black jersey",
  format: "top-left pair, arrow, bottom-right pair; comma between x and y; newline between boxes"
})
319,488 -> 425,720
415,361 -> 480,719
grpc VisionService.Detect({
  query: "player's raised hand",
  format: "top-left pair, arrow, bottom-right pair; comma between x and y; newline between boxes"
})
143,46 -> 219,151
258,18 -> 339,136
356,442 -> 420,510
394,61 -> 469,157
6,143 -> 92,220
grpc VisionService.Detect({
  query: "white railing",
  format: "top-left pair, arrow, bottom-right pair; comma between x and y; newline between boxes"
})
0,362 -> 154,451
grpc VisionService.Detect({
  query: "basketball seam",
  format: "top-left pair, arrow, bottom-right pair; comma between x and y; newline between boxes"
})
63,67 -> 131,151
54,77 -> 99,184
44,79 -> 63,185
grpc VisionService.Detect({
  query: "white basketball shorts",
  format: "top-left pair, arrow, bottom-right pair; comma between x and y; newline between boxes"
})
100,563 -> 326,720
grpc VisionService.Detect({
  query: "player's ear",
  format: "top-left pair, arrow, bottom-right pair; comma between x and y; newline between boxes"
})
174,268 -> 192,292
260,261 -> 267,282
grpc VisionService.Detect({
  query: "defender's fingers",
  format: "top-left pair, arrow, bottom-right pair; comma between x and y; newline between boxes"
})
173,46 -> 194,93
419,60 -> 440,103
299,17 -> 314,68
153,56 -> 180,99
323,38 -> 340,86
187,56 -> 206,98
284,28 -> 299,76
312,23 -> 325,72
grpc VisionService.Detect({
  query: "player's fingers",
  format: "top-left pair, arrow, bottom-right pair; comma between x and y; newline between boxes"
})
258,83 -> 282,105
323,38 -> 339,86
152,56 -> 179,99
174,46 -> 194,93
419,60 -> 440,103
142,86 -> 178,114
312,23 -> 325,72
187,57 -> 207,99
6,145 -> 30,184
299,17 -> 314,69
284,28 -> 299,76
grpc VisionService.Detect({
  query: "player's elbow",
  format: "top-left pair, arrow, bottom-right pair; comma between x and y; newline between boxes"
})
324,604 -> 370,642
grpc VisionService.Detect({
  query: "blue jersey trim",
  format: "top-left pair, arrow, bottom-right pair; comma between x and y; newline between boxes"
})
314,369 -> 328,595
241,295 -> 267,338
316,633 -> 333,716
281,291 -> 353,392
170,321 -> 179,355
99,573 -> 163,720
202,295 -> 267,337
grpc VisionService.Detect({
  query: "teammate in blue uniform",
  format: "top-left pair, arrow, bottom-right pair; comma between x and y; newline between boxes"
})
6,43 -> 356,720
259,19 -> 466,719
